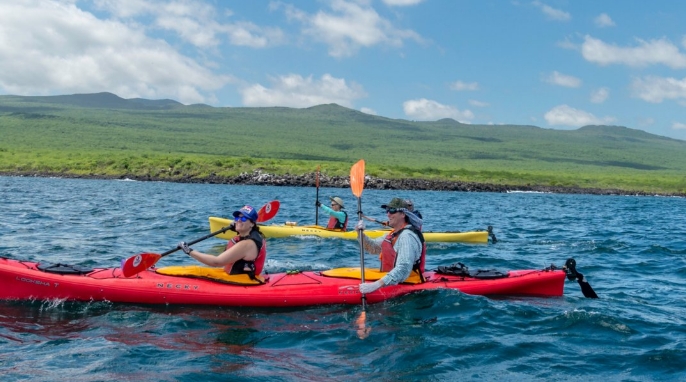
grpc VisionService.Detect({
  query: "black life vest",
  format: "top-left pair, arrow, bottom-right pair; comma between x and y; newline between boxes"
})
224,229 -> 266,280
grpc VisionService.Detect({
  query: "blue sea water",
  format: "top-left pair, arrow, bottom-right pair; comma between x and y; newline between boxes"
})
0,176 -> 685,381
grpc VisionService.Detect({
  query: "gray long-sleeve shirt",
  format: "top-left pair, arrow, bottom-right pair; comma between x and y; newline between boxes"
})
361,225 -> 422,286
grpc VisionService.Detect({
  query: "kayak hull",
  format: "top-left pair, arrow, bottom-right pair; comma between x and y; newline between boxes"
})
209,217 -> 490,243
0,258 -> 565,307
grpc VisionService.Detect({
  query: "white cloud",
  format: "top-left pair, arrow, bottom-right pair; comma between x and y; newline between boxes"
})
594,13 -> 615,28
0,0 -> 228,104
544,71 -> 581,88
381,0 -> 425,6
581,35 -> 686,69
360,107 -> 377,115
469,100 -> 489,107
94,0 -> 285,48
590,87 -> 609,103
279,0 -> 424,57
672,122 -> 686,130
450,81 -> 479,91
532,1 -> 570,21
240,73 -> 366,108
544,105 -> 616,127
631,76 -> 686,103
403,98 -> 474,122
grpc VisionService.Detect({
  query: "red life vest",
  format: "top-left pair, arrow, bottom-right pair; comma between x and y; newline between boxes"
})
326,211 -> 348,230
379,226 -> 426,282
223,230 -> 266,280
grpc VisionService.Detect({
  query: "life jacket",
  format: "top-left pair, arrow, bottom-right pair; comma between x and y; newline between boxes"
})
379,225 -> 426,282
224,229 -> 266,280
327,210 -> 348,230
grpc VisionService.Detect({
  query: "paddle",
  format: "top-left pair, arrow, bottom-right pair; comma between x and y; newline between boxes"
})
350,159 -> 367,308
361,214 -> 389,227
257,200 -> 280,223
350,159 -> 371,338
121,200 -> 280,277
315,165 -> 320,226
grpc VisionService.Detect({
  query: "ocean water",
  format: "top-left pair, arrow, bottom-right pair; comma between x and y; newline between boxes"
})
1,176 -> 685,381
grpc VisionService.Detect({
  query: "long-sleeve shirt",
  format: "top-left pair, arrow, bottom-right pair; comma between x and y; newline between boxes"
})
319,205 -> 346,225
361,225 -> 422,286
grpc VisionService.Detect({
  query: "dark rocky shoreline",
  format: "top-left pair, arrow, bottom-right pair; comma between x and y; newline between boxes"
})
3,170 -> 684,198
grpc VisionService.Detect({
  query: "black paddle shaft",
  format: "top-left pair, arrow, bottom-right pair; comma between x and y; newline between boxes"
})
159,225 -> 232,257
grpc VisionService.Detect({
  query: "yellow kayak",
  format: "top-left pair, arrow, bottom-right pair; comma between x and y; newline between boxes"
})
209,217 -> 492,243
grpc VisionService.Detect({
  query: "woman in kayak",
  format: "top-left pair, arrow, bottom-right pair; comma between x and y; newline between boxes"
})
316,196 -> 348,230
355,197 -> 426,294
178,205 -> 266,280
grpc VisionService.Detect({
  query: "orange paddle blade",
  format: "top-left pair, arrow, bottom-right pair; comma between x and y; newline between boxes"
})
350,159 -> 365,197
121,252 -> 162,277
257,200 -> 280,222
356,310 -> 370,339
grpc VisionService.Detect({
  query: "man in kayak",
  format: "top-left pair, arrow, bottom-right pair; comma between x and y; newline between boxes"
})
316,196 -> 348,230
355,198 -> 426,294
178,205 -> 267,280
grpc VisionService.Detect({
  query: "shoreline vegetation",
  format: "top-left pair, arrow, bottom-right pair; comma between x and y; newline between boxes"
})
2,93 -> 685,198
3,169 -> 684,198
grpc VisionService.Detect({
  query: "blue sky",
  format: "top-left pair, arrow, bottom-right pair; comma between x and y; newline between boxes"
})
2,0 -> 686,140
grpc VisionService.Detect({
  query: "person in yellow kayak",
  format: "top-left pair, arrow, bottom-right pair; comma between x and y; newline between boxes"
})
178,205 -> 267,280
355,197 -> 426,294
404,199 -> 423,219
316,196 -> 348,230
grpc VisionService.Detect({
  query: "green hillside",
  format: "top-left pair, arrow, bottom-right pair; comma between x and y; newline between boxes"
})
1,92 -> 685,194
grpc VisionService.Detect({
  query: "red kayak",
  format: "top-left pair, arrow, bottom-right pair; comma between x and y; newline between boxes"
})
0,257 -> 593,307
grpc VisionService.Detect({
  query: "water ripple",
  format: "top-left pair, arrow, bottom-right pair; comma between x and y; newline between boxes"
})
1,176 -> 686,380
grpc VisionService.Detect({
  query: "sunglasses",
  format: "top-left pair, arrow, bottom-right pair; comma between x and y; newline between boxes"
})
331,203 -> 338,206
234,216 -> 249,222
386,208 -> 400,214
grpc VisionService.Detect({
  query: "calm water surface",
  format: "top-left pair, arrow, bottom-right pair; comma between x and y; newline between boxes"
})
1,176 -> 685,381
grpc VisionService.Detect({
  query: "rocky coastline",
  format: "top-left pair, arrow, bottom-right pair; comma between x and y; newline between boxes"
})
3,170 -> 684,198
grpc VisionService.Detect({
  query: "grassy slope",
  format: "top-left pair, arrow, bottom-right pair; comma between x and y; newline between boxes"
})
1,93 -> 685,194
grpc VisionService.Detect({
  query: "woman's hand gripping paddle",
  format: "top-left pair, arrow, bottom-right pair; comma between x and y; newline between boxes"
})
121,200 -> 280,277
